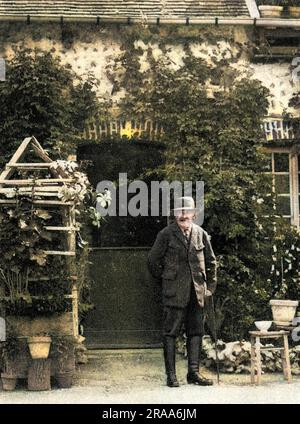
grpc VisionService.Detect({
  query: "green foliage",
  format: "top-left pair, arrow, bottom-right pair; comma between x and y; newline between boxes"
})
76,243 -> 95,319
0,200 -> 62,273
112,31 -> 300,340
0,47 -> 99,167
269,220 -> 300,300
0,152 -> 108,318
0,196 -> 72,316
49,335 -> 76,371
0,324 -> 21,372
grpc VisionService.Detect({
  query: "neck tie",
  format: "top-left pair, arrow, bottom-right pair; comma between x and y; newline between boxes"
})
184,229 -> 190,244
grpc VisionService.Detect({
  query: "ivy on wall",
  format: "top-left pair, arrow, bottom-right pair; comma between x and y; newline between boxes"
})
0,47 -> 100,168
0,197 -> 72,316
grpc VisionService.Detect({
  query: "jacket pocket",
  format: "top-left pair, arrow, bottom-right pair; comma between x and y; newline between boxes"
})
167,240 -> 179,251
162,280 -> 177,298
195,242 -> 205,251
162,268 -> 177,280
164,240 -> 178,269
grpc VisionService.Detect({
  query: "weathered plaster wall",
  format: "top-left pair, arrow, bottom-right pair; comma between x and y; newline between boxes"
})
0,22 -> 298,117
250,63 -> 297,117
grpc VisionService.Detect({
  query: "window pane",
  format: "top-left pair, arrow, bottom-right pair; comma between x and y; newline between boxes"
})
276,196 -> 291,215
275,175 -> 290,194
274,153 -> 289,172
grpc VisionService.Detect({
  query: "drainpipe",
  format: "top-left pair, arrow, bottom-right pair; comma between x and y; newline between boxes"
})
0,15 -> 300,28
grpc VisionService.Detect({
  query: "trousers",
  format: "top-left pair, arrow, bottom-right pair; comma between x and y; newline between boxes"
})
162,283 -> 204,338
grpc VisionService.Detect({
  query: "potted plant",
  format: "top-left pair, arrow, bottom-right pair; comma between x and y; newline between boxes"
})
258,0 -> 284,18
270,299 -> 299,325
288,0 -> 300,17
1,369 -> 17,391
0,150 -> 102,390
270,254 -> 299,325
0,198 -> 73,360
27,334 -> 52,359
268,226 -> 300,326
51,337 -> 76,388
0,334 -> 20,391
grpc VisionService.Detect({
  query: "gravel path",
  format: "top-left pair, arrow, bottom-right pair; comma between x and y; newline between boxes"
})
1,349 -> 299,404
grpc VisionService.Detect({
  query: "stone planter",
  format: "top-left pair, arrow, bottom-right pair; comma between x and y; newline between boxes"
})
56,370 -> 74,388
270,299 -> 299,326
1,373 -> 17,391
258,5 -> 283,18
27,336 -> 52,359
288,6 -> 300,18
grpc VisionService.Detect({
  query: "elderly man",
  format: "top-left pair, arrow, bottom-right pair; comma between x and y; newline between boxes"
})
148,196 -> 217,387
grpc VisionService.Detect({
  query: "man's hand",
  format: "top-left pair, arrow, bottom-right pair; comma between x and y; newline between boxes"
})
205,289 -> 212,297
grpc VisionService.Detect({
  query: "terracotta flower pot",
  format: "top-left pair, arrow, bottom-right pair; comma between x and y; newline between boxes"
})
258,5 -> 283,18
27,336 -> 52,359
56,370 -> 74,388
288,6 -> 300,18
270,299 -> 299,326
1,373 -> 17,391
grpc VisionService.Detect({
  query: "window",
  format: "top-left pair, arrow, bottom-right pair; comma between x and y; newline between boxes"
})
253,29 -> 300,63
264,150 -> 300,227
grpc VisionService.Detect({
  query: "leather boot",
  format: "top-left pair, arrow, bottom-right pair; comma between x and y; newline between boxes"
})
163,336 -> 179,387
186,335 -> 213,386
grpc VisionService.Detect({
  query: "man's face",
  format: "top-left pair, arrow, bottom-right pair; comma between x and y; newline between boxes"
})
175,209 -> 194,231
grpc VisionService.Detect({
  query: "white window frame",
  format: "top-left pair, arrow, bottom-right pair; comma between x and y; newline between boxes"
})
262,147 -> 299,228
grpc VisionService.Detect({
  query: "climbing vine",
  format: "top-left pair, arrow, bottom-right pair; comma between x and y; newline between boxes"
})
0,47 -> 100,168
0,160 -> 108,318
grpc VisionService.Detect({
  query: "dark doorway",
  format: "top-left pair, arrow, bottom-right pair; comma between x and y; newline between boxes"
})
85,247 -> 162,348
77,139 -> 166,348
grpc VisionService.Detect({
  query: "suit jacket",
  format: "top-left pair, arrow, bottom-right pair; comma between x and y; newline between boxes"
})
147,222 -> 217,308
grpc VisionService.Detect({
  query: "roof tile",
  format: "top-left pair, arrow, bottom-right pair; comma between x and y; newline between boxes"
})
0,1 -> 250,18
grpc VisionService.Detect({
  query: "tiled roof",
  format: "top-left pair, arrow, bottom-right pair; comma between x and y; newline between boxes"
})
0,1 -> 250,19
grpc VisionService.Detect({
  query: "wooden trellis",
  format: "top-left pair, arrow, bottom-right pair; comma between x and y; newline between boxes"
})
0,136 -> 79,337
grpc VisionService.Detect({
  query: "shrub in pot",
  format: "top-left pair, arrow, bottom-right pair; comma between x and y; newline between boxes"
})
51,337 -> 75,389
0,183 -> 95,362
269,228 -> 300,326
258,0 -> 284,17
0,334 -> 20,391
270,299 -> 299,326
1,374 -> 17,391
56,370 -> 74,389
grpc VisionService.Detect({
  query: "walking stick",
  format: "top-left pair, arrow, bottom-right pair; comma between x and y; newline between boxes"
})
210,295 -> 220,385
